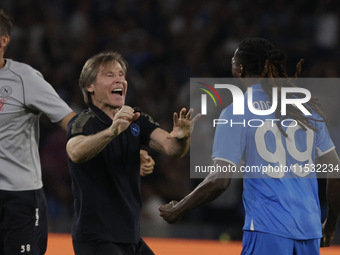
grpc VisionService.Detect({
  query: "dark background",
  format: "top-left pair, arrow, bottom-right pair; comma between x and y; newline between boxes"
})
2,0 -> 340,242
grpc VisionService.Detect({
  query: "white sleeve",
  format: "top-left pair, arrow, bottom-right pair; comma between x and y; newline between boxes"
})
24,69 -> 73,123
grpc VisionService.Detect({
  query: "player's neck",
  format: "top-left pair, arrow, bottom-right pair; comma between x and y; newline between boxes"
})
0,57 -> 5,69
96,103 -> 120,120
107,107 -> 120,120
242,76 -> 262,88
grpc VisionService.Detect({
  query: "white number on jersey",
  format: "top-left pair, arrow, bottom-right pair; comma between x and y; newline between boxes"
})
254,121 -> 314,178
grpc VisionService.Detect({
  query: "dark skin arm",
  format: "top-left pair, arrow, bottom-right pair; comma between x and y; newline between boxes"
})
318,149 -> 340,247
158,160 -> 233,223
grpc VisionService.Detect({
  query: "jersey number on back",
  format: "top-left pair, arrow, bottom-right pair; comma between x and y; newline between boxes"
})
254,121 -> 314,178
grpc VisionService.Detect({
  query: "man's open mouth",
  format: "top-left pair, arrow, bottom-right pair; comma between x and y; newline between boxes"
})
112,88 -> 123,96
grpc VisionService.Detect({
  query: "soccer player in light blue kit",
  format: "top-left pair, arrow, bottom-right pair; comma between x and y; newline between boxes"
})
159,38 -> 340,254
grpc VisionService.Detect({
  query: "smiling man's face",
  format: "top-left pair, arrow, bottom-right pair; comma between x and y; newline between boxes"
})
86,60 -> 128,111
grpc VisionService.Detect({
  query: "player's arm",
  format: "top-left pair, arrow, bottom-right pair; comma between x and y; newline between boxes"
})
319,149 -> 340,247
67,106 -> 140,163
58,111 -> 77,131
158,159 -> 232,223
149,108 -> 200,158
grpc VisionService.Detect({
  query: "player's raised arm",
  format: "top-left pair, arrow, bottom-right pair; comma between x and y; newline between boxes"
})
149,108 -> 200,158
158,159 -> 232,223
319,149 -> 340,247
67,106 -> 140,163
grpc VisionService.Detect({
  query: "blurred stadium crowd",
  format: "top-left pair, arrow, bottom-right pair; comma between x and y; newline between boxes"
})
2,0 -> 340,242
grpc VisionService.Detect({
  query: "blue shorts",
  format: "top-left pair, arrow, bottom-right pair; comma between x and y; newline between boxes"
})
241,231 -> 320,255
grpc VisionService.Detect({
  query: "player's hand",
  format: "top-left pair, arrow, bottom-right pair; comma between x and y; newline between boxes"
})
140,150 -> 155,176
167,108 -> 201,140
321,219 -> 336,247
110,106 -> 140,137
158,200 -> 182,224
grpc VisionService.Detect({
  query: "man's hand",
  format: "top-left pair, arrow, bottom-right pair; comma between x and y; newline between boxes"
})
158,200 -> 182,224
140,150 -> 155,176
109,106 -> 140,137
168,108 -> 201,140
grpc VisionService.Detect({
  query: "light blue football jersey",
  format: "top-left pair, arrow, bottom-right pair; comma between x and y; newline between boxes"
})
212,84 -> 335,240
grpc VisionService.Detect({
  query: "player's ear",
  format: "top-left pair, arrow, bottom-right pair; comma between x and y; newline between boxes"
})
233,64 -> 244,78
86,83 -> 95,93
239,64 -> 244,77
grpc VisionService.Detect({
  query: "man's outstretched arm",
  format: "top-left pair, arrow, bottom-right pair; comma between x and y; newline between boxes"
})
149,108 -> 200,158
158,159 -> 233,223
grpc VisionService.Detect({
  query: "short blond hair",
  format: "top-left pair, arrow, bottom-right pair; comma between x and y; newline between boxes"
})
79,51 -> 128,106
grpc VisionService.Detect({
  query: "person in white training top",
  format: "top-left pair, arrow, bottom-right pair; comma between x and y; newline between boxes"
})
0,9 -> 75,255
